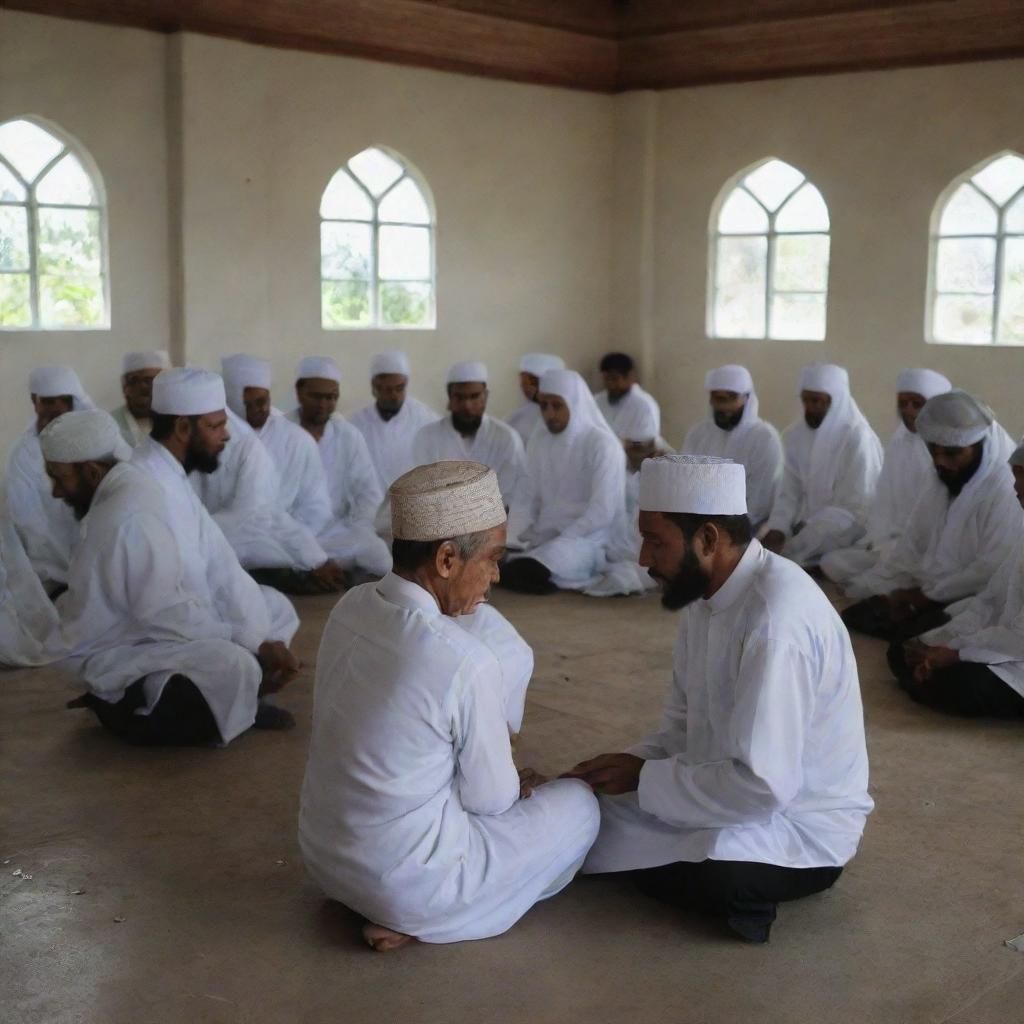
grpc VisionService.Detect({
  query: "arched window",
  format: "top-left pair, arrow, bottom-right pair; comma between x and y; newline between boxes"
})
927,152 -> 1024,346
708,158 -> 830,341
0,117 -> 108,330
320,147 -> 435,329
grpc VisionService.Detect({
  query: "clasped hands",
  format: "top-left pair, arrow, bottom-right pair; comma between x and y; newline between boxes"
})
902,639 -> 959,682
516,753 -> 644,800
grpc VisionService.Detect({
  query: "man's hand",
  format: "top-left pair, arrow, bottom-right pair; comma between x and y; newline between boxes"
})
257,641 -> 302,695
888,587 -> 934,623
311,559 -> 347,593
518,767 -> 548,799
562,753 -> 644,795
902,638 -> 929,667
914,645 -> 959,683
762,530 -> 786,554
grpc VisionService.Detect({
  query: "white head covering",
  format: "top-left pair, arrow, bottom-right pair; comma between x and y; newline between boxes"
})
371,351 -> 411,379
39,409 -> 132,464
222,354 -> 273,418
389,461 -> 506,541
896,368 -> 952,400
639,455 -> 747,516
520,353 -> 565,377
28,366 -> 94,410
799,362 -> 849,398
122,350 -> 171,375
151,367 -> 226,417
916,390 -> 995,448
620,397 -> 660,443
705,364 -> 761,437
538,368 -> 619,442
296,356 -> 341,384
447,361 -> 488,385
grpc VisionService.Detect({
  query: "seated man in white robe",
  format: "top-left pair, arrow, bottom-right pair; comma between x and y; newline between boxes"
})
506,353 -> 565,445
413,361 -> 525,502
42,409 -> 301,743
503,369 -> 626,594
349,350 -> 439,499
5,366 -> 94,595
681,365 -> 782,531
110,349 -> 172,448
594,352 -> 662,446
887,443 -> 1024,719
840,390 -> 1020,643
281,356 -> 392,579
568,455 -> 873,943
762,363 -> 883,567
822,368 -> 952,587
299,461 -> 599,950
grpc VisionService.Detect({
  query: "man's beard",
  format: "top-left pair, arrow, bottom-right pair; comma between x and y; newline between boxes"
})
804,410 -> 826,429
247,409 -> 270,431
376,399 -> 403,420
655,543 -> 710,611
900,414 -> 917,433
65,469 -> 99,521
713,407 -> 745,431
452,412 -> 483,435
183,436 -> 221,475
937,443 -> 984,496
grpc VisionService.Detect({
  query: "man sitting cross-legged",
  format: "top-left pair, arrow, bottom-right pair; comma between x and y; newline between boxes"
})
42,409 -> 301,745
567,455 -> 873,943
299,461 -> 599,950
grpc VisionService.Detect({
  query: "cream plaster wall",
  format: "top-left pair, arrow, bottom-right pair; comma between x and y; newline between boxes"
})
625,61 -> 1024,447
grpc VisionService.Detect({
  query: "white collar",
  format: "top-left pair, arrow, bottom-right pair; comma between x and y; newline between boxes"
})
377,571 -> 441,617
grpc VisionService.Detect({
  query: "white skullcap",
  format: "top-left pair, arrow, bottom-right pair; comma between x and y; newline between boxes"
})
799,363 -> 849,398
28,366 -> 85,399
537,368 -> 576,399
896,368 -> 952,400
389,461 -> 506,541
621,399 -> 659,443
122,350 -> 171,375
223,354 -> 272,391
39,409 -> 132,464
639,455 -> 747,516
915,390 -> 993,448
371,350 -> 410,378
151,367 -> 226,417
296,356 -> 341,383
520,353 -> 565,376
706,364 -> 753,394
447,361 -> 488,385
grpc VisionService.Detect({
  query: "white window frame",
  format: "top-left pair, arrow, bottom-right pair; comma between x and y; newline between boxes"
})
706,157 -> 830,342
320,146 -> 436,331
0,115 -> 110,332
926,150 -> 1024,346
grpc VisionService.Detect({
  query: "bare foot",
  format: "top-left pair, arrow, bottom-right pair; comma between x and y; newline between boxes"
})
363,922 -> 417,952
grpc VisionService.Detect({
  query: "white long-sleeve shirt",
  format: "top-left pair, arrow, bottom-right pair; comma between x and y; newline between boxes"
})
349,398 -> 439,493
595,384 -> 661,441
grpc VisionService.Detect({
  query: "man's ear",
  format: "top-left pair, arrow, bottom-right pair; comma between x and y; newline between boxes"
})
435,540 -> 459,580
699,522 -> 720,557
173,415 -> 192,444
82,461 -> 106,488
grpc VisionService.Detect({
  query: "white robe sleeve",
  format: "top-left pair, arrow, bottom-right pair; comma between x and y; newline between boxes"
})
765,440 -> 802,537
636,637 -> 813,828
745,428 -> 784,528
627,632 -> 688,760
494,429 -> 526,509
506,451 -> 540,547
560,437 -> 625,541
291,437 -> 334,536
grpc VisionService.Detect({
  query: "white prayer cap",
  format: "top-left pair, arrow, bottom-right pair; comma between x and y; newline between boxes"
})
798,363 -> 849,398
29,366 -> 85,399
389,461 -> 506,541
151,367 -> 226,417
621,399 -> 659,443
223,354 -> 272,391
915,389 -> 994,448
896,368 -> 952,399
639,455 -> 747,516
705,364 -> 753,394
122,350 -> 171,375
447,361 -> 488,385
520,353 -> 565,376
296,356 -> 341,383
39,409 -> 132,464
537,368 -> 576,399
371,350 -> 411,378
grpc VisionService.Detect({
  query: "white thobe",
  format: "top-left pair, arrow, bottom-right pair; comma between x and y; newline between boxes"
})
110,404 -> 150,448
507,425 -> 626,589
922,543 -> 1024,699
595,385 -> 662,442
682,417 -> 783,530
282,411 -> 391,576
507,401 -> 542,447
349,397 -> 439,493
58,460 -> 294,744
298,573 -> 599,942
765,418 -> 883,566
4,423 -> 80,592
191,412 -> 327,572
412,415 -> 525,507
584,541 -> 873,873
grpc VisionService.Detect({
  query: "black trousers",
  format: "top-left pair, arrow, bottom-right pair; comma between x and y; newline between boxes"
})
631,859 -> 843,942
841,596 -> 949,643
887,642 -> 1024,718
74,675 -> 221,746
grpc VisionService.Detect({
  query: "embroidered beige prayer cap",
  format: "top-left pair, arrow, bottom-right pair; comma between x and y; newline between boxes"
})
389,461 -> 506,541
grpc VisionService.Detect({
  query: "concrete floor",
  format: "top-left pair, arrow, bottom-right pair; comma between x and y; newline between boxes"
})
3,585 -> 1023,1024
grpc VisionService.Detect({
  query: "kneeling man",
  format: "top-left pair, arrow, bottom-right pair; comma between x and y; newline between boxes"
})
569,455 -> 873,942
299,461 -> 599,949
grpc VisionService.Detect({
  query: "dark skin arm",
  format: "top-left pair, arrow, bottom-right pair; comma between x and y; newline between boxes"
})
310,559 -> 347,593
562,753 -> 645,795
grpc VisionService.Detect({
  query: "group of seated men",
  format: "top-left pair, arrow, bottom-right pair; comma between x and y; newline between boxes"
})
1,340 -> 1022,951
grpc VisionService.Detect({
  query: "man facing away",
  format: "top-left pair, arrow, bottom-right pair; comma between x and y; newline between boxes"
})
762,363 -> 883,567
110,349 -> 172,448
43,408 -> 301,744
506,353 -> 565,446
412,361 -> 525,503
594,352 -> 663,448
568,455 -> 872,943
299,462 -> 599,950
680,364 -> 783,531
